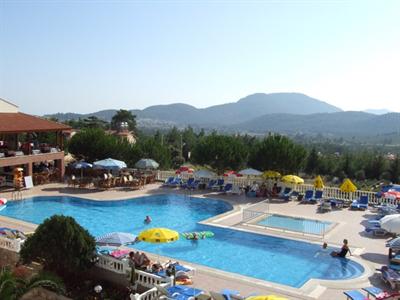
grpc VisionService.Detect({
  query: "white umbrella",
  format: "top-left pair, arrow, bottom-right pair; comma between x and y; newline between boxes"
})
194,170 -> 216,178
239,168 -> 262,176
380,214 -> 400,234
96,232 -> 137,246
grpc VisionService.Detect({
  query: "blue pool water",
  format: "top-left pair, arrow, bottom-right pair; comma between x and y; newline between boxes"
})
257,215 -> 333,235
0,194 -> 364,287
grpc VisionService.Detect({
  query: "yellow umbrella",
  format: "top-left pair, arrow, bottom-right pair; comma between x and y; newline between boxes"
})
340,178 -> 357,193
314,175 -> 324,189
263,170 -> 281,179
138,228 -> 179,243
247,296 -> 288,300
281,175 -> 304,184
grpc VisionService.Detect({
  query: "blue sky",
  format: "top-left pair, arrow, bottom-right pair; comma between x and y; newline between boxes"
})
1,0 -> 399,115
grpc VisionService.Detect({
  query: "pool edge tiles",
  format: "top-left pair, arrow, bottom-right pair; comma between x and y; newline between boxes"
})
0,194 -> 368,289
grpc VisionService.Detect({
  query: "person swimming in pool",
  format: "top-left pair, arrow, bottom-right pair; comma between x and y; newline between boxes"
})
331,239 -> 351,257
144,215 -> 152,224
314,242 -> 329,257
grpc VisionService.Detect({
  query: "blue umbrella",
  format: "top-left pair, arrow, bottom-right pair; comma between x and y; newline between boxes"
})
72,161 -> 92,178
72,161 -> 93,169
135,158 -> 159,169
387,237 -> 400,249
96,232 -> 137,246
93,158 -> 127,170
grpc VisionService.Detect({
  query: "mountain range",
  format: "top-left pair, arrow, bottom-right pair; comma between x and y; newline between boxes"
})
46,93 -> 400,137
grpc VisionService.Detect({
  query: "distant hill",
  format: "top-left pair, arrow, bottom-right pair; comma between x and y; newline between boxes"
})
234,111 -> 400,136
44,93 -> 400,137
364,108 -> 392,115
46,92 -> 341,126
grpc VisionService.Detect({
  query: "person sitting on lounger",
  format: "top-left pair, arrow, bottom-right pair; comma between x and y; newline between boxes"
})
331,239 -> 351,257
152,262 -> 164,273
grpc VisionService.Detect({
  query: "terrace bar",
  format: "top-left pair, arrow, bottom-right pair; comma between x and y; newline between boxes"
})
0,98 -> 71,186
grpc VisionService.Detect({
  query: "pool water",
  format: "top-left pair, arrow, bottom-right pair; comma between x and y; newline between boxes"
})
0,194 -> 364,288
257,215 -> 333,235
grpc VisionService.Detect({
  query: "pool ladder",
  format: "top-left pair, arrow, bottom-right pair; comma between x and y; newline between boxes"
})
11,190 -> 23,201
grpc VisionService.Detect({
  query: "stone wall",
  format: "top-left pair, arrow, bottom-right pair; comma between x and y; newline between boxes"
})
0,248 -> 19,269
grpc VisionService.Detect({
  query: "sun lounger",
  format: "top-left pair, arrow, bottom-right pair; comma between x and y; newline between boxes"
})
278,187 -> 292,200
221,183 -> 233,194
226,185 -> 241,195
365,225 -> 388,237
206,179 -> 216,189
351,195 -> 369,210
312,190 -> 323,202
162,177 -> 174,187
318,199 -> 332,212
169,177 -> 182,188
181,178 -> 194,189
378,266 -> 400,289
212,179 -> 225,191
188,180 -> 200,190
155,284 -> 203,300
220,289 -> 241,300
343,290 -> 366,300
301,190 -> 315,204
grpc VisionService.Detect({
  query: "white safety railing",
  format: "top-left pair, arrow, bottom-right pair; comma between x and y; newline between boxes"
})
156,170 -> 395,206
96,254 -> 173,289
130,282 -> 171,300
0,236 -> 23,252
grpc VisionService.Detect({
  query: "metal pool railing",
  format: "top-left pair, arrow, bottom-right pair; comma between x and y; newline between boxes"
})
241,201 -> 330,239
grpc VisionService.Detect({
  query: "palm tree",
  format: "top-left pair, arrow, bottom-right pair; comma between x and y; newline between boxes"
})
0,269 -> 65,300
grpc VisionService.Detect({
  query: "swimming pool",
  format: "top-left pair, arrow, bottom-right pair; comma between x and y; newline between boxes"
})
257,214 -> 333,235
0,194 -> 364,288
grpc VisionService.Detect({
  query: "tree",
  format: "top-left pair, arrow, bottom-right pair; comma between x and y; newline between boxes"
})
111,109 -> 136,132
20,215 -> 96,277
249,134 -> 306,173
68,128 -> 139,163
305,148 -> 320,175
389,156 -> 400,183
0,269 -> 65,299
191,133 -> 248,172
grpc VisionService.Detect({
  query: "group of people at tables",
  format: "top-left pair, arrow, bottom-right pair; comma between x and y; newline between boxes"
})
244,182 -> 281,198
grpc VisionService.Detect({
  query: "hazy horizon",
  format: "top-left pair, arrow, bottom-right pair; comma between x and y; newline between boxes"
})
1,1 -> 399,115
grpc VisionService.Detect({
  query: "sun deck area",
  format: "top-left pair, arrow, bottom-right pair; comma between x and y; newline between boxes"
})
0,182 -> 394,300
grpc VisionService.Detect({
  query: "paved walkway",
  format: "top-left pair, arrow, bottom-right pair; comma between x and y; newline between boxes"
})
0,183 -> 394,299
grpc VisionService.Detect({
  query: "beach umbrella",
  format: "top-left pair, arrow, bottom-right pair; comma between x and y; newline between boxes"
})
135,158 -> 159,170
262,170 -> 281,179
176,166 -> 194,175
194,169 -> 216,178
239,168 -> 262,176
246,296 -> 288,300
96,232 -> 137,246
381,215 -> 400,234
314,175 -> 324,189
138,228 -> 179,243
281,175 -> 304,184
72,161 -> 92,178
223,171 -> 242,177
340,178 -> 357,193
386,236 -> 400,249
93,158 -> 127,170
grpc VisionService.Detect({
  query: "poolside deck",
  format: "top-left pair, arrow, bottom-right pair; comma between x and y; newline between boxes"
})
0,183 -> 393,300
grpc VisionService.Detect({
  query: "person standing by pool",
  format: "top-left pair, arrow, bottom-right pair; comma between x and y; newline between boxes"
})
331,239 -> 351,257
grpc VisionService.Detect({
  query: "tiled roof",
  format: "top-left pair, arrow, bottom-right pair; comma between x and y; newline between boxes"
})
0,112 -> 71,133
